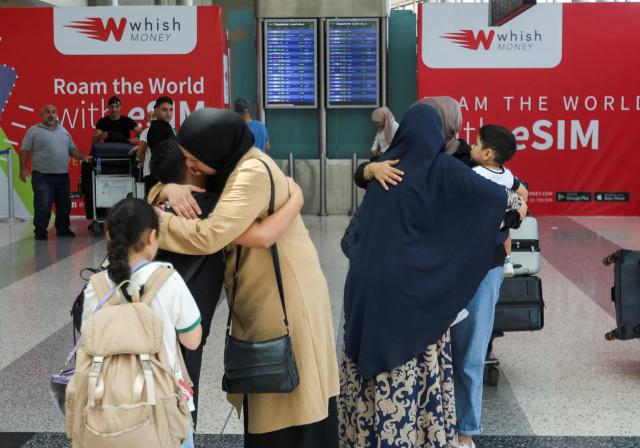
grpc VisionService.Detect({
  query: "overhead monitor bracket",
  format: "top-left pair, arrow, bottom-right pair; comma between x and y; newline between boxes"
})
489,0 -> 537,27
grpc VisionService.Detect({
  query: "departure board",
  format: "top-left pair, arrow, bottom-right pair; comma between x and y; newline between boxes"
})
327,18 -> 380,108
264,19 -> 317,108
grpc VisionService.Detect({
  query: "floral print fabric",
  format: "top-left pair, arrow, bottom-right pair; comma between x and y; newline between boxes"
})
338,331 -> 458,448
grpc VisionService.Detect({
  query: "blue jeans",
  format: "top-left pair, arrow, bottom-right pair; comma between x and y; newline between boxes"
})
180,427 -> 194,448
31,171 -> 71,235
450,266 -> 503,436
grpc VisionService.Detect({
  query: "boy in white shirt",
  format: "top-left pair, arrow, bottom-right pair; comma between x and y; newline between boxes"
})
470,125 -> 528,277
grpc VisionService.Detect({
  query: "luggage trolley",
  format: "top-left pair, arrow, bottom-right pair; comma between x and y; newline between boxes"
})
88,142 -> 140,236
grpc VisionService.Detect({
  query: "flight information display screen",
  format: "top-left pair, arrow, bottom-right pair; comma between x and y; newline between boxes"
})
264,19 -> 317,108
327,18 -> 380,108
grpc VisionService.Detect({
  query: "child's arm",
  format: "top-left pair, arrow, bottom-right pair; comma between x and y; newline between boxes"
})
178,324 -> 202,351
173,274 -> 203,350
515,184 -> 528,202
234,177 -> 303,249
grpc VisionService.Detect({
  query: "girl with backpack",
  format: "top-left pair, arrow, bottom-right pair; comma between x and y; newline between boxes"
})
69,198 -> 202,448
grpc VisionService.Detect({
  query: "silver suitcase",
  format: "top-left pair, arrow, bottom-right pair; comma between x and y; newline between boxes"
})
510,216 -> 540,276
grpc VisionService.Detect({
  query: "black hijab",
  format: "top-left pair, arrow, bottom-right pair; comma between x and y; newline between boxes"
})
343,104 -> 509,376
176,108 -> 255,193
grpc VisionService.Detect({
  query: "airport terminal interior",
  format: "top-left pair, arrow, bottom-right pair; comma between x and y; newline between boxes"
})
1,217 -> 640,447
1,0 -> 640,447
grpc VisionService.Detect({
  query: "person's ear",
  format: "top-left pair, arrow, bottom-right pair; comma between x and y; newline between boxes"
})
105,230 -> 111,242
148,228 -> 158,244
186,159 -> 203,176
143,228 -> 158,247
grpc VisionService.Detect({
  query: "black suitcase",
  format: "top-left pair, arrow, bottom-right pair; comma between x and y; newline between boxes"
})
603,250 -> 640,340
493,276 -> 544,332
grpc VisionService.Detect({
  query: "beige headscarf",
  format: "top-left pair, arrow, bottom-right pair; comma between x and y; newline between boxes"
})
371,107 -> 397,145
413,96 -> 462,155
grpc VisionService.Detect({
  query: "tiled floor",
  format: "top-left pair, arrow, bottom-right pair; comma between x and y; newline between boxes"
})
1,215 -> 639,447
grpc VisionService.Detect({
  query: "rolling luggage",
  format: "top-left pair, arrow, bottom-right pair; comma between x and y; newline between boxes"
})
603,250 -> 640,340
493,275 -> 544,332
487,214 -> 544,386
486,275 -> 544,386
510,216 -> 541,276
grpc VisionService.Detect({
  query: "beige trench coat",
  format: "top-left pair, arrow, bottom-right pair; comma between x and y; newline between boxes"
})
149,149 -> 340,434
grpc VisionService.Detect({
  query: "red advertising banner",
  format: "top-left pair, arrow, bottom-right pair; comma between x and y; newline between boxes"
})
418,4 -> 640,215
0,6 -> 228,216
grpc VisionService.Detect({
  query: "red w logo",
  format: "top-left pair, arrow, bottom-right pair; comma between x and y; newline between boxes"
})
65,18 -> 127,42
441,30 -> 495,50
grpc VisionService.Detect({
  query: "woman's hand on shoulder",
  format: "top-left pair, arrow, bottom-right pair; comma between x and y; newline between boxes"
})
163,183 -> 205,219
368,159 -> 404,191
286,177 -> 304,210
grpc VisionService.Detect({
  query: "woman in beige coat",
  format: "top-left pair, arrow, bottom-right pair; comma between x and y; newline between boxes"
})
148,108 -> 340,447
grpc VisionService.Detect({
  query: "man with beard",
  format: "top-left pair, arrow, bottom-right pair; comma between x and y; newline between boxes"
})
19,104 -> 90,240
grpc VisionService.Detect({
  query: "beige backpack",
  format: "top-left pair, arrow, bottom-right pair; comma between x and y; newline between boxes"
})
65,267 -> 193,448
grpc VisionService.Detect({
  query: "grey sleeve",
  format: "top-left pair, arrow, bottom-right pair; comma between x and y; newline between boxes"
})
20,127 -> 35,152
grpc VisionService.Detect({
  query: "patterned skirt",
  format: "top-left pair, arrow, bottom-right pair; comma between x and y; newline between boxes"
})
338,331 -> 457,448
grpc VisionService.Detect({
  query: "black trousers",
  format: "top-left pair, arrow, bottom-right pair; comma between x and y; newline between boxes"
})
170,253 -> 224,427
178,284 -> 221,427
243,396 -> 338,448
31,171 -> 71,235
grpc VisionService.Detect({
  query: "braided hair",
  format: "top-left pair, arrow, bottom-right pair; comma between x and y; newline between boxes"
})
105,198 -> 159,285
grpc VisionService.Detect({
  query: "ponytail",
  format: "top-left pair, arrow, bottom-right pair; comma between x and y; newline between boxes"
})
105,198 -> 159,285
106,218 -> 132,285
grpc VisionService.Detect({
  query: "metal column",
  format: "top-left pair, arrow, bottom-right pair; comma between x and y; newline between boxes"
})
288,153 -> 295,179
381,16 -> 388,107
350,153 -> 358,216
318,18 -> 328,216
256,16 -> 265,122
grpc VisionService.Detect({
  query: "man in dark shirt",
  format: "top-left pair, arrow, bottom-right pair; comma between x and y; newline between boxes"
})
143,96 -> 176,195
83,96 -> 141,222
147,96 -> 175,151
93,96 -> 142,144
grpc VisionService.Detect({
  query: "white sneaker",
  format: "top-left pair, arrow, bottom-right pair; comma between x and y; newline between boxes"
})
458,440 -> 476,448
503,260 -> 515,278
451,308 -> 469,326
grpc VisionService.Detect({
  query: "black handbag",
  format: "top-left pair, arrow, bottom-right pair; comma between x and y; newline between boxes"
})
221,160 -> 300,394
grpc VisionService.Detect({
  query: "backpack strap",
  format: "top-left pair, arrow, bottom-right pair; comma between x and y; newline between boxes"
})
91,272 -> 130,306
87,355 -> 105,407
90,271 -> 113,303
139,354 -> 156,405
140,266 -> 176,305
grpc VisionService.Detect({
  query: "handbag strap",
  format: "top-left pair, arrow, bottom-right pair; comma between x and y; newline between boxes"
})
226,159 -> 290,335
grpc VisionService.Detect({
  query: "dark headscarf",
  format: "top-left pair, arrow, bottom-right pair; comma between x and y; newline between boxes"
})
176,108 -> 255,193
343,104 -> 509,376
